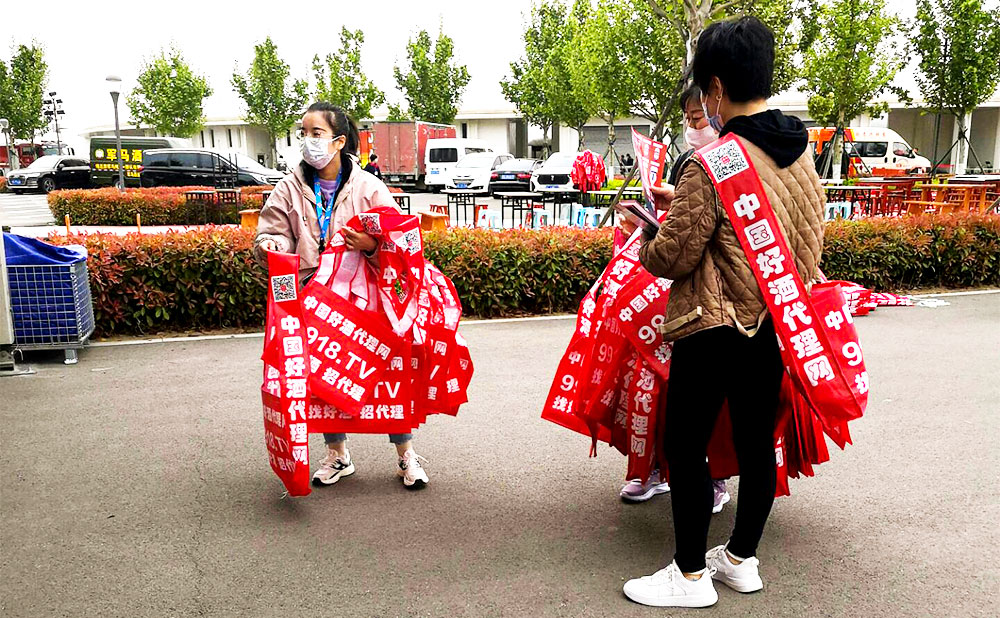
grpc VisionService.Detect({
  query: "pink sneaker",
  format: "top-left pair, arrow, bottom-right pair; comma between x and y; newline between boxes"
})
620,470 -> 671,502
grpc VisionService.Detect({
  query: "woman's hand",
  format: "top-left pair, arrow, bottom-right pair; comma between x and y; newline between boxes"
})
258,238 -> 279,253
343,228 -> 378,253
650,183 -> 675,211
619,216 -> 638,237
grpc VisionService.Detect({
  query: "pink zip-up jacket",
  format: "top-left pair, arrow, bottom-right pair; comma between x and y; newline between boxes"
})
253,157 -> 398,281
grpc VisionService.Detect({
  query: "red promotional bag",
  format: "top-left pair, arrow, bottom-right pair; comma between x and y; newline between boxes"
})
694,135 -> 869,431
260,250 -> 313,497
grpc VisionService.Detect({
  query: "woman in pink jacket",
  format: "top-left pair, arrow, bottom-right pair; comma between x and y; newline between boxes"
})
254,102 -> 430,490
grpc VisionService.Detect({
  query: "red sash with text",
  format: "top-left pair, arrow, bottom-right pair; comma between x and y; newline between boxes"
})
695,136 -> 869,430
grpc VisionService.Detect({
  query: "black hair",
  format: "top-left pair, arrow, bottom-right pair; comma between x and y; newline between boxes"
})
369,154 -> 378,162
679,84 -> 703,112
692,16 -> 774,103
299,101 -> 360,184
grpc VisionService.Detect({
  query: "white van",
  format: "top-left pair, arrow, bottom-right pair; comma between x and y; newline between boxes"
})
425,138 -> 493,189
810,127 -> 931,174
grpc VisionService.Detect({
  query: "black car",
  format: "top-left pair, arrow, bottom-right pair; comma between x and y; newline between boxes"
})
140,149 -> 285,188
5,155 -> 91,193
140,149 -> 243,188
488,158 -> 541,195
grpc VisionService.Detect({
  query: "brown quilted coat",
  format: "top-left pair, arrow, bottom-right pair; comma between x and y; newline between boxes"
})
639,135 -> 825,341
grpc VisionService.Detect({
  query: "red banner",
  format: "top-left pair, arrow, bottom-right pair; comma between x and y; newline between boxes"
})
631,128 -> 668,204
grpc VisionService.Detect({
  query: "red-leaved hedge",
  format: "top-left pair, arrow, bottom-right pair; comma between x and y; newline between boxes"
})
47,185 -> 273,226
46,214 -> 999,337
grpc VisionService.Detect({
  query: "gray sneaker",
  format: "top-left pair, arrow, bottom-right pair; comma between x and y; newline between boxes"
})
312,450 -> 355,486
620,470 -> 671,502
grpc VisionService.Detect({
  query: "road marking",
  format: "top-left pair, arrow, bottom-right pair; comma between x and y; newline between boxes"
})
87,314 -> 578,348
909,289 -> 1000,298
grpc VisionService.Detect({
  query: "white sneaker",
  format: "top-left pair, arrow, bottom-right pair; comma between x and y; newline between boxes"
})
398,449 -> 429,489
620,470 -> 671,502
712,480 -> 731,514
311,450 -> 355,486
706,545 -> 763,593
623,561 -> 718,608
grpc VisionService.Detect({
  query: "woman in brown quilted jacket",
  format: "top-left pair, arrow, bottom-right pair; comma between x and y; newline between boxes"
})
623,17 -> 824,609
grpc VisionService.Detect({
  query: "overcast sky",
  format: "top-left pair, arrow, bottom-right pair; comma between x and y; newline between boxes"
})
1,0 -> 984,151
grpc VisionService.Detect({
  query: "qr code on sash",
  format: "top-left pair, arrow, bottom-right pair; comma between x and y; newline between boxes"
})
270,274 -> 297,302
702,140 -> 749,182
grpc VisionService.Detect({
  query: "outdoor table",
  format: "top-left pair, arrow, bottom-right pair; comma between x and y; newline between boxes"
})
443,190 -> 478,225
391,192 -> 412,214
913,183 -> 992,213
183,190 -> 216,203
495,191 -> 544,227
824,185 -> 880,217
215,188 -> 240,205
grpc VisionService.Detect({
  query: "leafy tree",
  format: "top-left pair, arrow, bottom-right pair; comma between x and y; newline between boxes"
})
232,37 -> 309,166
0,43 -> 48,165
126,48 -> 212,138
606,0 -> 686,139
393,28 -> 470,124
801,0 -> 908,177
645,0 -> 816,94
912,0 -> 1000,174
312,27 -> 385,121
568,0 -> 636,165
501,0 -> 572,155
385,102 -> 412,122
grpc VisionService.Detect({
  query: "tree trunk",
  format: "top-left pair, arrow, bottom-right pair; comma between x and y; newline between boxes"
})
931,112 -> 941,177
831,121 -> 845,180
953,113 -> 972,175
269,130 -> 277,168
542,124 -> 550,159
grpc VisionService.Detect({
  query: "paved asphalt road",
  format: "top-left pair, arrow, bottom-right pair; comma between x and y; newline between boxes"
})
0,193 -> 54,228
1,293 -> 998,617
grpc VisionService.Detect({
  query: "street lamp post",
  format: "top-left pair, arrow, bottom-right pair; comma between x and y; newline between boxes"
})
106,76 -> 126,192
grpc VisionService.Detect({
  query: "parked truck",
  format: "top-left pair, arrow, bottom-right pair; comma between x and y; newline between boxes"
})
361,121 -> 457,188
1,142 -> 73,174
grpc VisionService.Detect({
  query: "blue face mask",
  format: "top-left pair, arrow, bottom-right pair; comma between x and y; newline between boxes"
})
701,94 -> 725,133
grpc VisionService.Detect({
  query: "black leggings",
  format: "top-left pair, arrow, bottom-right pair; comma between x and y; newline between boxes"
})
663,321 -> 784,572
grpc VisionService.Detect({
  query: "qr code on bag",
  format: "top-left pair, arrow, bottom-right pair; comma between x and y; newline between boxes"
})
270,274 -> 297,302
402,229 -> 421,255
702,140 -> 749,182
358,212 -> 382,235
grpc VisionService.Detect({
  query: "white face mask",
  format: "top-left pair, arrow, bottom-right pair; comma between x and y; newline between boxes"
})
685,124 -> 719,150
301,137 -> 336,169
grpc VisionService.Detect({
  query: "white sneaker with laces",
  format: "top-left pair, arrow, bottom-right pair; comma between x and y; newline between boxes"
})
706,545 -> 763,593
623,561 -> 718,608
398,449 -> 429,489
312,449 -> 355,486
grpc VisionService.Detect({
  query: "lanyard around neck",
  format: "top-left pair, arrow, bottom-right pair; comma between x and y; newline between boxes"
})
313,168 -> 342,251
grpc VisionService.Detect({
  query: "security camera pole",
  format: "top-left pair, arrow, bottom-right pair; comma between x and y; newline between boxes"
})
42,92 -> 66,153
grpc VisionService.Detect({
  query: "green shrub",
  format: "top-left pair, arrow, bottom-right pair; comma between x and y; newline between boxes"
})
50,227 -> 265,336
46,214 -> 999,336
48,185 -> 273,226
423,227 -> 612,317
821,214 -> 1000,289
